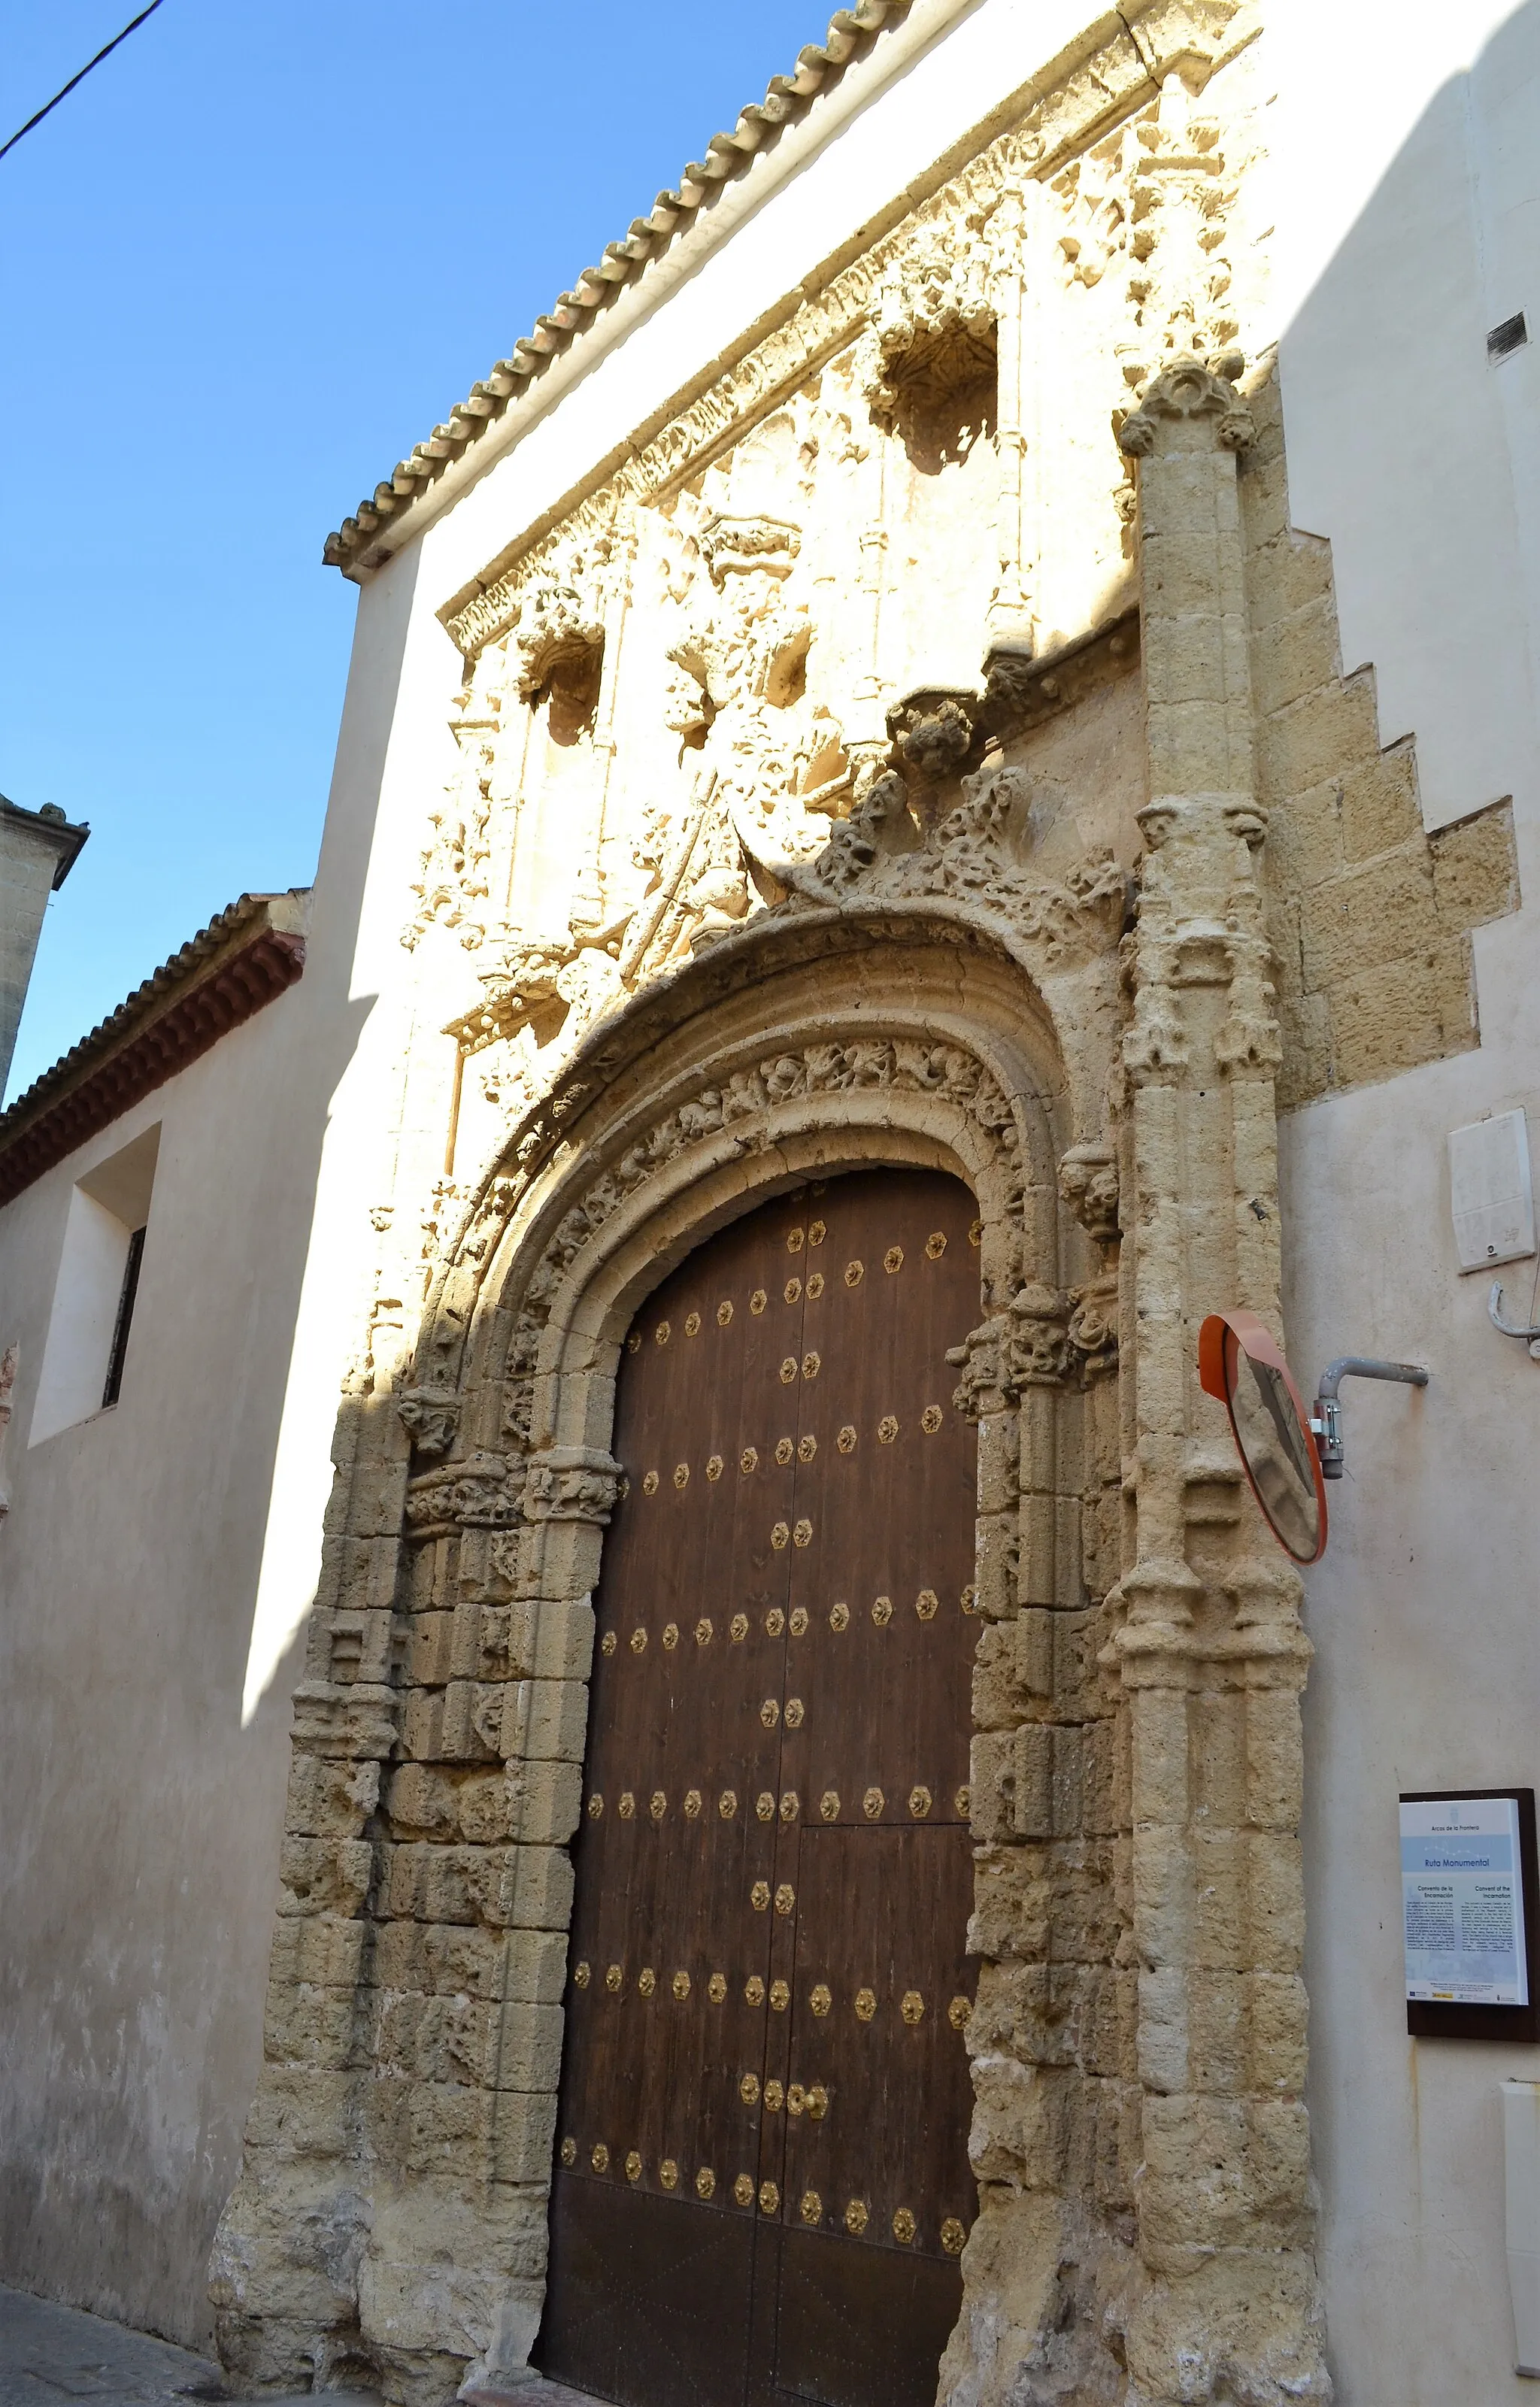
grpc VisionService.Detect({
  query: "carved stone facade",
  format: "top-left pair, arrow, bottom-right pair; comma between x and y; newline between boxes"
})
211,8 -> 1520,2407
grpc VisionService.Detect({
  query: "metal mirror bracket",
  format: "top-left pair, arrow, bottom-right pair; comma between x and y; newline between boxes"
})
1490,1282 -> 1540,1347
1310,1357 -> 1429,1481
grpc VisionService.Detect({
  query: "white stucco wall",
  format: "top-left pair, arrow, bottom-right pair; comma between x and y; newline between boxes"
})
1271,5 -> 1540,2399
0,981 -> 317,2342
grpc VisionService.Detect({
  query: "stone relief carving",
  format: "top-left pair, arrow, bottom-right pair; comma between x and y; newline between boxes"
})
772,759 -> 1129,969
512,581 -> 604,705
857,220 -> 997,425
1051,66 -> 1243,393
1057,1140 -> 1119,1244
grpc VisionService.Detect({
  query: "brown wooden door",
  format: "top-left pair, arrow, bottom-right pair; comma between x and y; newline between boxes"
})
539,1169 -> 980,2407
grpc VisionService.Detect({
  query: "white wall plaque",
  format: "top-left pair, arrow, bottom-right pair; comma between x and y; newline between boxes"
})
1449,1108 -> 1535,1272
1402,1795 -> 1529,2006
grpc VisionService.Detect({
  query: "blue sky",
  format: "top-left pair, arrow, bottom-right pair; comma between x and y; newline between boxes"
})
1,0 -> 824,1102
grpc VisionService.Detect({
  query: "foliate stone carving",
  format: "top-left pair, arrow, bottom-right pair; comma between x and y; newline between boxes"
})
1118,350 -> 1253,458
788,762 -> 1128,968
1053,71 -> 1242,395
405,714 -> 495,950
1058,1142 -> 1119,1244
513,581 -> 604,703
404,1451 -> 524,1534
858,223 -> 997,424
523,1448 -> 624,1527
947,1282 -> 1073,1417
413,1032 -> 1023,1423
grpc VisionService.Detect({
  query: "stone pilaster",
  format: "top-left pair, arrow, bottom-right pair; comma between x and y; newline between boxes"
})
1108,358 -> 1329,2407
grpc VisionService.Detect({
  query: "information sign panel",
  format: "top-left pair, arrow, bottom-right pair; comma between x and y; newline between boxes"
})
1401,1789 -> 1540,2041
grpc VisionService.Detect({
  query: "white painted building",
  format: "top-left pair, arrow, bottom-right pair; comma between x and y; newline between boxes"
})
2,5 -> 1538,2400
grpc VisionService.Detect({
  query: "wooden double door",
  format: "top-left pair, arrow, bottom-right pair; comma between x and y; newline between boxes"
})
539,1169 -> 980,2407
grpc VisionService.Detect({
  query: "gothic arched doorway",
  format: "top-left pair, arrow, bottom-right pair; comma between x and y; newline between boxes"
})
538,1166 -> 980,2407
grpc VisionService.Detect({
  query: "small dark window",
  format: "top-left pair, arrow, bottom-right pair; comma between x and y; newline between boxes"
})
102,1225 -> 146,1409
1488,312 -> 1528,362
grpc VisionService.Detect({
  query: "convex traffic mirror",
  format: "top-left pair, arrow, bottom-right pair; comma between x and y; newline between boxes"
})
1199,1308 -> 1327,1564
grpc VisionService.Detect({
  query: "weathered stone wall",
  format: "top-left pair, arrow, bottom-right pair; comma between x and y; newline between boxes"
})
1239,366 -> 1519,1111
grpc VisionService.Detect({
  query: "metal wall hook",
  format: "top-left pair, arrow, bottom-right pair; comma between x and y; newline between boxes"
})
1310,1356 -> 1429,1481
1490,1281 -> 1540,1343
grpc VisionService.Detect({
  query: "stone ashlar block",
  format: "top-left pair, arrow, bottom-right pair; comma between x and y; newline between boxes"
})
499,1675 -> 590,1764
1327,936 -> 1474,1090
1299,848 -> 1438,990
1249,1970 -> 1309,2093
265,1981 -> 362,2072
1247,1833 -> 1306,1973
372,1919 -> 504,2001
1145,698 -> 1235,796
975,1411 -> 1021,1514
506,1597 -> 596,1683
972,1508 -> 1021,1620
493,2088 -> 560,2184
287,1755 -> 380,1841
972,1626 -> 1027,1733
970,1732 -> 1018,1842
968,2057 -> 1076,2189
1244,1690 -> 1304,1830
1246,527 -> 1335,635
1081,1719 -> 1121,1839
290,1680 -> 398,1762
1263,780 -> 1344,895
1429,799 -> 1520,930
383,2079 -> 497,2181
277,1837 -> 373,1919
406,1614 -> 455,1688
1247,598 -> 1338,722
268,1913 -> 367,1993
1015,1723 -> 1084,1841
1184,1969 -> 1247,2091
1258,671 -> 1384,807
380,1842 -> 574,1933
336,1460 -> 411,1542
1337,739 -> 1425,863
1138,2094 -> 1314,2251
241,2066 -> 358,2160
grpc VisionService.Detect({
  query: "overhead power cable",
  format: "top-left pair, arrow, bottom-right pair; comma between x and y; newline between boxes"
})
0,0 -> 167,167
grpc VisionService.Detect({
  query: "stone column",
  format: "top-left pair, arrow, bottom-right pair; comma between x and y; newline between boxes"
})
985,179 -> 1041,659
1109,358 -> 1329,2407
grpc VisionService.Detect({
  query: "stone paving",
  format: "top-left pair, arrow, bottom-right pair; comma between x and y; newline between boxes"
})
0,2287 -> 375,2407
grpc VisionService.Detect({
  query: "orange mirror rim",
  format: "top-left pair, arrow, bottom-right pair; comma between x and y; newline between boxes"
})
1198,1307 -> 1328,1565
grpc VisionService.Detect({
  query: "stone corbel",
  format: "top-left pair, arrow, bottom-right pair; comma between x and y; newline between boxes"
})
396,1387 -> 460,1458
1057,1141 -> 1120,1244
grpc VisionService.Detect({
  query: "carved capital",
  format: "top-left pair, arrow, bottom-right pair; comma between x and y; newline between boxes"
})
1119,353 -> 1254,458
405,1451 -> 523,1533
947,1283 -> 1072,1414
523,1447 -> 624,1527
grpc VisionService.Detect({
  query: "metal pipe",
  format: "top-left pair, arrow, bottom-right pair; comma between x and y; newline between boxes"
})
1317,1357 -> 1430,1400
1311,1357 -> 1429,1480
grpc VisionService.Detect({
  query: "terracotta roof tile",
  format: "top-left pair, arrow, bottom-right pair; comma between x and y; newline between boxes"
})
323,1 -> 908,581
